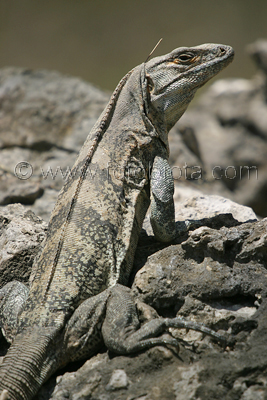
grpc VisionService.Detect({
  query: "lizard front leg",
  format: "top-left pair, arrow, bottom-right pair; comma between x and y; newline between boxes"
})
0,281 -> 29,343
150,155 -> 176,242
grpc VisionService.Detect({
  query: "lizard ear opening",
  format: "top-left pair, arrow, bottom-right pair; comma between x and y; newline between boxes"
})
141,65 -> 154,120
142,73 -> 154,118
146,75 -> 154,93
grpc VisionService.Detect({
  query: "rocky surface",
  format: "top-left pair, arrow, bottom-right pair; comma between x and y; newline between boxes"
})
38,211 -> 267,399
0,204 -> 47,288
0,67 -> 109,221
1,40 -> 267,399
1,202 -> 267,399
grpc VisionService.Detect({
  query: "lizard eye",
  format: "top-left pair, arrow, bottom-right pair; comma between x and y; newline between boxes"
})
176,53 -> 195,63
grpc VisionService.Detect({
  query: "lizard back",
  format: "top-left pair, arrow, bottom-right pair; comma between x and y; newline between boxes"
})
19,63 -> 161,327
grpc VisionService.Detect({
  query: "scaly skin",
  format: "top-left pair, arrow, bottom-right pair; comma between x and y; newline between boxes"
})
0,43 -> 234,400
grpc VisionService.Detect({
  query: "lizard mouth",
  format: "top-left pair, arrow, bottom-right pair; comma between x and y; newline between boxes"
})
194,46 -> 235,89
192,45 -> 235,87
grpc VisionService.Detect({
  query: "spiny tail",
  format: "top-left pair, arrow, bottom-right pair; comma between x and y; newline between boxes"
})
0,329 -> 57,400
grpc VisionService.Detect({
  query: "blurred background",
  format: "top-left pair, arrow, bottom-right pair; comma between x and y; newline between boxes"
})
0,0 -> 266,91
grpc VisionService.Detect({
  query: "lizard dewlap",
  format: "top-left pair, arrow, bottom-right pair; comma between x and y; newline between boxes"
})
0,43 -> 234,400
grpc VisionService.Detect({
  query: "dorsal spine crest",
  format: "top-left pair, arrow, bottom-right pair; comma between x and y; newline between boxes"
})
42,69 -> 134,302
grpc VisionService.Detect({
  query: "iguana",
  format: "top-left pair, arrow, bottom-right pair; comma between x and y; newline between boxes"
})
0,43 -> 234,400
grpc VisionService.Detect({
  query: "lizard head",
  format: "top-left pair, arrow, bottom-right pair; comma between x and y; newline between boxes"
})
144,43 -> 234,133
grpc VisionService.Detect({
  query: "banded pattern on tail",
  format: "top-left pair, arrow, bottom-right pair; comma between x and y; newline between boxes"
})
0,329 -> 57,400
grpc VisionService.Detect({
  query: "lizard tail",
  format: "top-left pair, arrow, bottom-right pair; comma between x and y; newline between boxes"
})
0,328 -> 58,400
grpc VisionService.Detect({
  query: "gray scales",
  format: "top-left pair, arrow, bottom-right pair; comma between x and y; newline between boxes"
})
0,43 -> 234,400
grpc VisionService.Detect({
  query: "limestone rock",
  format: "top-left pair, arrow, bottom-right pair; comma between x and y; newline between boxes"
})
0,68 -> 109,221
35,211 -> 267,400
174,194 -> 257,223
0,204 -> 47,287
0,67 -> 109,150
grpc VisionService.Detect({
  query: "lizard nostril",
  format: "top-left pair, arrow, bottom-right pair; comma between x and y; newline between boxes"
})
219,47 -> 226,56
